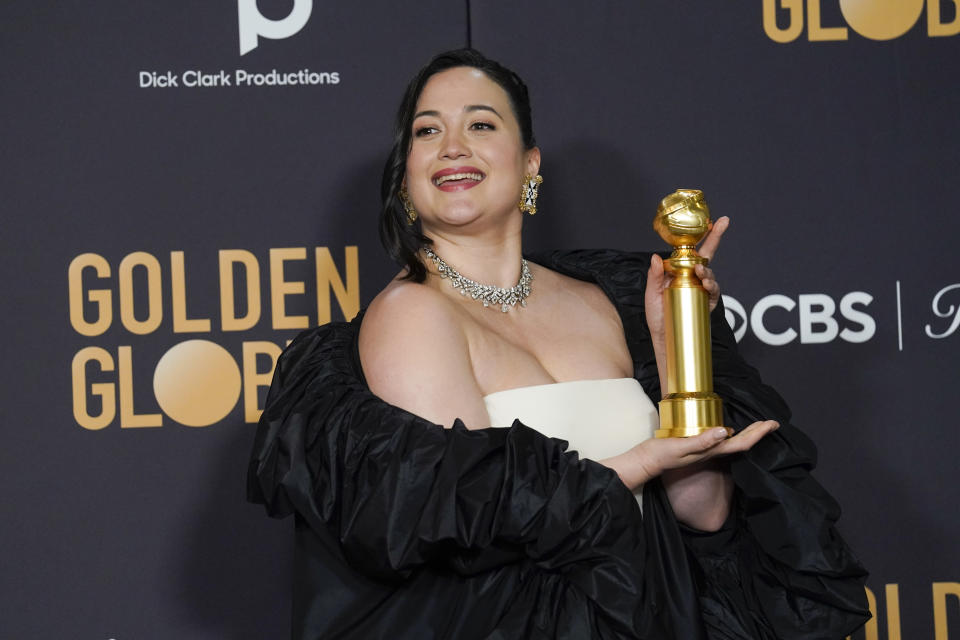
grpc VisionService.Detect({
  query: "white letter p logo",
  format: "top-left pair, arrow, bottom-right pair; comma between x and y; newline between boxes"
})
238,0 -> 313,56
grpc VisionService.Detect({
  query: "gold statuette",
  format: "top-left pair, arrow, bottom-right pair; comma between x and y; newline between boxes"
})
653,189 -> 724,438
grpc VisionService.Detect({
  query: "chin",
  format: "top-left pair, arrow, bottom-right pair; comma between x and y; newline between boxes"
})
431,210 -> 484,229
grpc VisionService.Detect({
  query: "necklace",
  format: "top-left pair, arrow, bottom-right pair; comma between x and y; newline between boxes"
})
424,247 -> 532,313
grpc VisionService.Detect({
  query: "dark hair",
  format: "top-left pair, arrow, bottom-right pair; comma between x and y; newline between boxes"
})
379,48 -> 537,282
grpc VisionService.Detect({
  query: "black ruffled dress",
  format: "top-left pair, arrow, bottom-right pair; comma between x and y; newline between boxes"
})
248,249 -> 869,639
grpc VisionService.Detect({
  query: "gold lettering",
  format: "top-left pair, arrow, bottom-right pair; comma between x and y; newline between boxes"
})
68,254 -> 112,336
170,251 -> 211,333
808,0 -> 849,41
316,246 -> 359,324
117,346 -> 162,428
885,583 -> 902,640
118,252 -> 163,335
846,586 -> 878,640
269,248 -> 309,330
71,347 -> 116,430
219,249 -> 261,331
763,0 -> 805,43
242,341 -> 283,422
934,582 -> 960,640
929,0 -> 960,36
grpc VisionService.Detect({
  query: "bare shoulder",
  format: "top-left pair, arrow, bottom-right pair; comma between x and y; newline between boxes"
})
360,279 -> 464,355
359,279 -> 489,428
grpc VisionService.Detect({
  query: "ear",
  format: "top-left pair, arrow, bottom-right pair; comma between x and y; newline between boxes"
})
524,147 -> 541,177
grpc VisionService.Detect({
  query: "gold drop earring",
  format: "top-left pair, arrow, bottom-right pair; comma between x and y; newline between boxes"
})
518,174 -> 543,215
399,189 -> 418,224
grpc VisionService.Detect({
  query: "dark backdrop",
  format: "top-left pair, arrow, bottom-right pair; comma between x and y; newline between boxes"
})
3,2 -> 958,638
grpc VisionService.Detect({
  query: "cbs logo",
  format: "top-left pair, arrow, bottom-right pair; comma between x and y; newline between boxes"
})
764,0 -> 960,42
238,0 -> 313,55
722,291 -> 875,345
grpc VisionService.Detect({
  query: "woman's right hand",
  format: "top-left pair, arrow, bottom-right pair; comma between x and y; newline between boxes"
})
600,420 -> 779,491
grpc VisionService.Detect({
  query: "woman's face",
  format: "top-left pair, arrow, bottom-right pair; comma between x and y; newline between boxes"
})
404,66 -> 540,233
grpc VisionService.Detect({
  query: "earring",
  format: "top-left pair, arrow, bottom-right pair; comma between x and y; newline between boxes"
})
399,189 -> 417,225
518,174 -> 543,215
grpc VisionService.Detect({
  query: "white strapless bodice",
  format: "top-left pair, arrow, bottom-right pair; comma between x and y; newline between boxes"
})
483,378 -> 659,505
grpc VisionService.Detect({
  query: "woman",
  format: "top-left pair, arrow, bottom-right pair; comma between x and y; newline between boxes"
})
249,49 -> 869,639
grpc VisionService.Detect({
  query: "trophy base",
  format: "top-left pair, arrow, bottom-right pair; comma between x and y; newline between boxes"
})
655,392 -> 724,438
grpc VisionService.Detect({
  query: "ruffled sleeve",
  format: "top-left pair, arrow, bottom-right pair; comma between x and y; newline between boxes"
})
531,249 -> 870,640
247,318 -> 663,638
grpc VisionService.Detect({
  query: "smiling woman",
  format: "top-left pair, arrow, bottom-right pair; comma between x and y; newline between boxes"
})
248,49 -> 870,640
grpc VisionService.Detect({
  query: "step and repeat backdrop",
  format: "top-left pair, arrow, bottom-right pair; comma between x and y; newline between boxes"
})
3,1 -> 958,638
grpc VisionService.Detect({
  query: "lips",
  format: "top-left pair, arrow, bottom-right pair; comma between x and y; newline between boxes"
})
432,166 -> 486,191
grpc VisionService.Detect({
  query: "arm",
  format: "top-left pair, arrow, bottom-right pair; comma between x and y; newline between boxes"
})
249,291 -> 656,636
248,317 -> 655,634
599,419 -> 778,513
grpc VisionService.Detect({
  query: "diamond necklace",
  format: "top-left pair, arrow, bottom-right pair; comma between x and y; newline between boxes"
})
424,247 -> 532,313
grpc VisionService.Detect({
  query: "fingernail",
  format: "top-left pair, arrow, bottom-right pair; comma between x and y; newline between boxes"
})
712,428 -> 728,441
771,421 -> 780,430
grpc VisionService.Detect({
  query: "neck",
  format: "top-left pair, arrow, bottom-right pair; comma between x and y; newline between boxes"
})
423,229 -> 524,288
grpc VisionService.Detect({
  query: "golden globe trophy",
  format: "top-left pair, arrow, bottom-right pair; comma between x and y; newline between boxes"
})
653,189 -> 725,438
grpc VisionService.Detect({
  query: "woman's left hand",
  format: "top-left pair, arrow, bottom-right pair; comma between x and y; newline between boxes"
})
645,216 -> 729,344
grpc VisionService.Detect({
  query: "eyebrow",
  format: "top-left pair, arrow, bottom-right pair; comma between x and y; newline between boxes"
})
412,105 -> 504,121
465,104 -> 503,120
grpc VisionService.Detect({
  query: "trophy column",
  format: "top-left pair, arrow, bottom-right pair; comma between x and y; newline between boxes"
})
653,189 -> 725,438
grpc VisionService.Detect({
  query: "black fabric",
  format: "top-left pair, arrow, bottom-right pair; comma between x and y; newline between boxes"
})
248,249 -> 869,639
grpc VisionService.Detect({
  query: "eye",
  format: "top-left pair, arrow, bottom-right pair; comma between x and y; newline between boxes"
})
470,121 -> 495,131
414,125 -> 439,137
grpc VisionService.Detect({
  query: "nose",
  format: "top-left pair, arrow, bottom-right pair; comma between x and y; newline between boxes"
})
439,128 -> 470,160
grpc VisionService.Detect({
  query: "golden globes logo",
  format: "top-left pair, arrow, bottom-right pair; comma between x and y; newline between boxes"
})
68,246 -> 359,430
763,0 -> 960,42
